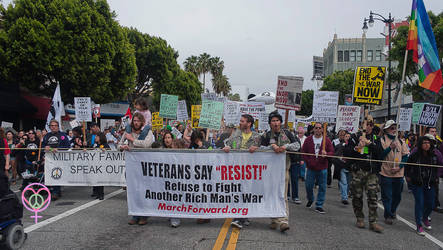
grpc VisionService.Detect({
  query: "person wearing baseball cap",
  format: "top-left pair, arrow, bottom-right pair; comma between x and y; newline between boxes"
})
379,120 -> 409,226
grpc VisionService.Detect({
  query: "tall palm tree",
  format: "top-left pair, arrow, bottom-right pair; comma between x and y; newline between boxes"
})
183,56 -> 199,77
212,74 -> 231,96
197,53 -> 211,91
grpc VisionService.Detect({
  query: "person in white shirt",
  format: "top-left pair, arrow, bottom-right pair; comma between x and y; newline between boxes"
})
104,127 -> 118,150
296,126 -> 307,181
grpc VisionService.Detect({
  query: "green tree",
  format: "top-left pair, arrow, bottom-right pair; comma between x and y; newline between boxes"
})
198,52 -> 211,91
183,55 -> 199,77
299,90 -> 314,116
227,93 -> 242,102
320,69 -> 355,105
0,0 -> 137,103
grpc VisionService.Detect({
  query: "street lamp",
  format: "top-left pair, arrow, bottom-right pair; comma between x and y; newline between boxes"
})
363,11 -> 394,120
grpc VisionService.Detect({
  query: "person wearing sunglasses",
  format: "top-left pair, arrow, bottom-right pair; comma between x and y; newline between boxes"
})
379,120 -> 409,226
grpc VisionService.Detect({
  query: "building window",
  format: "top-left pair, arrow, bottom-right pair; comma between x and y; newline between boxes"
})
338,51 -> 343,62
376,50 -> 381,61
350,50 -> 356,62
367,50 -> 373,61
344,51 -> 349,62
357,50 -> 362,62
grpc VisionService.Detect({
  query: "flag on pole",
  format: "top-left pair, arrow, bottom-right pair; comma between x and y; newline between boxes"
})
120,107 -> 132,130
406,0 -> 443,93
45,83 -> 63,131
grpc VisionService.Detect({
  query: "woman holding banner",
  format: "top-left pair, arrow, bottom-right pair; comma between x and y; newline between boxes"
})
118,113 -> 154,226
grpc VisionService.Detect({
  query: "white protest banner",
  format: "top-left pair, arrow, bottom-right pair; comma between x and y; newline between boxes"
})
239,102 -> 266,120
224,101 -> 241,126
126,150 -> 286,218
418,104 -> 441,127
336,105 -> 361,133
69,120 -> 82,129
45,151 -> 126,186
258,112 -> 270,131
202,93 -> 225,102
312,91 -> 339,123
171,127 -> 183,139
176,100 -> 189,121
1,121 -> 13,128
275,76 -> 303,110
100,119 -> 116,131
74,97 -> 92,122
397,108 -> 413,131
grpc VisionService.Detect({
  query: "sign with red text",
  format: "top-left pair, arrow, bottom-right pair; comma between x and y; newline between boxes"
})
275,76 -> 303,110
336,105 -> 361,133
126,150 -> 286,218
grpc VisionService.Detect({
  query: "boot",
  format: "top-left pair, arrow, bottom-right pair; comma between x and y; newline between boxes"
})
369,223 -> 384,233
356,218 -> 365,228
280,223 -> 290,232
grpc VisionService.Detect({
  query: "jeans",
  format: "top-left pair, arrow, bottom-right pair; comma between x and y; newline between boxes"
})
410,184 -> 435,226
327,161 -> 332,186
300,163 -> 306,180
305,168 -> 327,208
380,176 -> 404,219
289,163 -> 301,199
339,169 -> 350,201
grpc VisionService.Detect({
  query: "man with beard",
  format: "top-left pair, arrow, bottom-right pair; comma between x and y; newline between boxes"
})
118,112 -> 154,226
223,114 -> 261,229
42,119 -> 70,200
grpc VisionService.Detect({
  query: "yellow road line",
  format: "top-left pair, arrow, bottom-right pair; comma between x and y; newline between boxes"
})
226,227 -> 240,250
212,218 -> 232,250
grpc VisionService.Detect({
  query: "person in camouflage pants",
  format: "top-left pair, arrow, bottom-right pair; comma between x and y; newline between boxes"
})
344,119 -> 384,233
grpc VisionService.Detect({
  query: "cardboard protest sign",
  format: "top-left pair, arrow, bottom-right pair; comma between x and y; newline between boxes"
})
239,102 -> 266,120
100,119 -> 115,131
312,91 -> 339,123
258,112 -> 270,131
198,100 -> 224,130
171,127 -> 183,139
224,101 -> 241,126
335,105 -> 361,133
353,66 -> 386,105
151,112 -> 164,130
176,100 -> 189,121
92,104 -> 101,119
74,97 -> 92,122
1,121 -> 13,128
159,94 -> 179,119
418,104 -> 441,127
412,103 -> 426,124
397,108 -> 413,131
191,105 -> 202,128
275,76 -> 303,110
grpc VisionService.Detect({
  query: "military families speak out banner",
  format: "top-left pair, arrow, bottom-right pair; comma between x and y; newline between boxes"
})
45,151 -> 126,186
126,151 -> 286,218
353,66 -> 386,105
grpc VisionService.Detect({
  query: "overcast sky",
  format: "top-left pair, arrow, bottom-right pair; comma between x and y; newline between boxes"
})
4,0 -> 443,96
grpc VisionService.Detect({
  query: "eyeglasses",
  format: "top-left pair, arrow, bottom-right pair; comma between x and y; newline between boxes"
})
314,127 -> 322,129
49,124 -> 58,127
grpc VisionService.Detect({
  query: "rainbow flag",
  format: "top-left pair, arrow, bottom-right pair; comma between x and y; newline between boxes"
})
406,0 -> 443,93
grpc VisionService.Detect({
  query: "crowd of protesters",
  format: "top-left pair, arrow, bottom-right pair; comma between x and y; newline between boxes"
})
1,98 -> 443,236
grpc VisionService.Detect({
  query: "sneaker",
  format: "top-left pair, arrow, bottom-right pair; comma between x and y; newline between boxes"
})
422,219 -> 432,230
384,218 -> 393,225
170,218 -> 181,228
315,207 -> 325,214
270,222 -> 278,230
428,216 -> 431,222
294,198 -> 301,204
356,218 -> 365,228
128,219 -> 138,225
280,223 -> 290,232
231,220 -> 243,229
369,223 -> 384,233
341,200 -> 349,205
416,226 -> 425,236
434,206 -> 443,213
138,218 -> 148,225
306,200 -> 313,208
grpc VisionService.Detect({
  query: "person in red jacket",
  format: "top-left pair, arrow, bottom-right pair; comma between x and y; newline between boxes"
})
302,122 -> 334,214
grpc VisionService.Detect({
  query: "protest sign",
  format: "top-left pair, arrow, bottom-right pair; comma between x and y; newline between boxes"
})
74,97 -> 92,122
171,127 -> 183,139
312,91 -> 339,123
353,66 -> 386,105
45,151 -> 126,186
92,104 -> 101,119
239,102 -> 266,120
412,103 -> 426,124
202,93 -> 225,102
224,101 -> 241,126
152,112 -> 164,130
1,121 -> 13,128
275,76 -> 303,110
100,119 -> 115,131
258,112 -> 270,131
176,100 -> 189,121
397,108 -> 413,131
198,100 -> 224,130
335,105 -> 361,133
159,94 -> 179,119
191,105 -> 202,128
125,150 -> 286,218
69,120 -> 81,129
418,104 -> 441,127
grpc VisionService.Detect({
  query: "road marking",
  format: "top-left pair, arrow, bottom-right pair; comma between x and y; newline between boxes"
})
24,189 -> 124,233
377,203 -> 443,248
226,227 -> 240,250
212,218 -> 232,250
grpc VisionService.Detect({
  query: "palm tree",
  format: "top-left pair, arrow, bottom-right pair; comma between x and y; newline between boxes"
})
212,74 -> 231,96
183,56 -> 199,77
197,53 -> 211,91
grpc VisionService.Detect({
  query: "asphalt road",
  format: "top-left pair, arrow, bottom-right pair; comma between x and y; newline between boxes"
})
9,178 -> 443,250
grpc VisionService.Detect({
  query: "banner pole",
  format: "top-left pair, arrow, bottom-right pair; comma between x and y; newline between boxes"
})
82,121 -> 87,145
284,109 -> 289,129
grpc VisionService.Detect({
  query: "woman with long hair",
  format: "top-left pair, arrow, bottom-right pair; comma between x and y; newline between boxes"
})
405,135 -> 443,235
5,131 -> 17,183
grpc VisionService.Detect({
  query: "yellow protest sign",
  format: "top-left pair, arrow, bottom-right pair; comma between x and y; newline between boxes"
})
353,66 -> 386,105
191,105 -> 201,128
287,122 -> 294,129
151,112 -> 163,130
